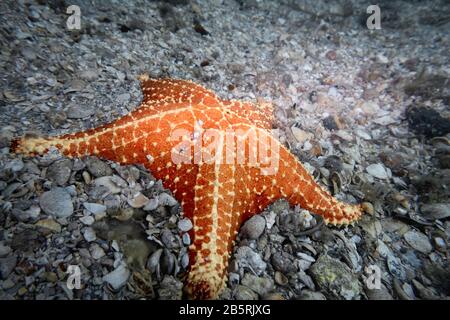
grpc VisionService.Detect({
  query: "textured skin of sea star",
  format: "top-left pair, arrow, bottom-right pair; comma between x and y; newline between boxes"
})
11,76 -> 364,299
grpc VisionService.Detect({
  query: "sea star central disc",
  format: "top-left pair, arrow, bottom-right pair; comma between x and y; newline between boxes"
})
11,76 -> 364,299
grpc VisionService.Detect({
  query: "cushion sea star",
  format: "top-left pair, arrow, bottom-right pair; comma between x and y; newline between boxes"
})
11,76 -> 365,299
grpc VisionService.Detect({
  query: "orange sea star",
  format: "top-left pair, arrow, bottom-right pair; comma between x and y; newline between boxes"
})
11,76 -> 364,299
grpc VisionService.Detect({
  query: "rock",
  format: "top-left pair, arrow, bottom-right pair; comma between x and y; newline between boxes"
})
298,269 -> 315,289
79,69 -> 98,81
116,93 -> 131,105
274,271 -> 289,286
177,232 -> 189,247
381,218 -> 409,235
127,192 -> 150,208
297,252 -> 316,263
355,129 -> 372,140
83,227 -> 97,242
323,115 -> 341,130
241,273 -> 274,296
80,215 -> 95,225
93,176 -> 125,194
387,255 -> 407,280
234,285 -> 258,300
158,193 -> 178,207
83,202 -> 107,215
373,115 -> 396,126
90,244 -> 106,260
264,211 -> 277,230
366,163 -> 391,180
177,218 -> 193,232
404,230 -> 432,254
160,229 -> 178,249
11,229 -> 43,252
35,218 -> 61,233
235,246 -> 267,275
420,203 -> 450,220
0,242 -> 11,258
147,249 -> 163,274
297,290 -> 327,300
2,277 -> 16,290
376,239 -> 393,258
181,252 -> 189,269
103,264 -> 130,290
85,157 -> 113,177
104,195 -> 121,211
271,252 -> 297,274
240,215 -> 265,239
39,188 -> 73,218
46,159 -> 72,186
4,159 -> 24,172
12,207 -> 40,222
143,198 -> 159,211
0,255 -> 17,279
310,255 -> 360,300
434,237 -> 446,251
160,249 -> 176,275
26,206 -> 41,222
67,104 -> 95,119
333,130 -> 353,141
365,283 -> 394,300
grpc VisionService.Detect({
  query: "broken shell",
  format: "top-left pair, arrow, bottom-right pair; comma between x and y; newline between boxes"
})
430,136 -> 450,146
330,171 -> 343,194
351,172 -> 367,186
160,249 -> 176,275
361,202 -> 374,215
274,271 -> 289,286
147,249 -> 163,275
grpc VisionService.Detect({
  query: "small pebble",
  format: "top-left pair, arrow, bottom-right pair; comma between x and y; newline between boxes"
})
103,265 -> 130,290
404,230 -> 432,254
177,218 -> 193,232
366,163 -> 391,180
80,215 -> 95,225
240,215 -> 265,239
39,188 -> 74,218
35,218 -> 61,233
83,202 -> 107,215
83,227 -> 97,242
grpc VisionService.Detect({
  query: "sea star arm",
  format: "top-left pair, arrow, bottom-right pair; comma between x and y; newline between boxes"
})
263,143 -> 363,225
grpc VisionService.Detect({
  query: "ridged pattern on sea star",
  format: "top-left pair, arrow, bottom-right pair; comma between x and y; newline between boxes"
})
11,76 -> 364,299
